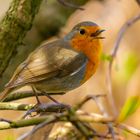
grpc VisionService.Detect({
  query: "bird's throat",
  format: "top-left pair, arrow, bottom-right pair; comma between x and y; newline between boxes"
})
71,37 -> 102,83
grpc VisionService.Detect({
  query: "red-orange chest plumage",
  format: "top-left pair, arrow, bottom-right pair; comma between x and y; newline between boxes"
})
71,36 -> 102,83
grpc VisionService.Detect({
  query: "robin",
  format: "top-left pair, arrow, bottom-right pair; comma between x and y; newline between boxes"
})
0,21 -> 104,103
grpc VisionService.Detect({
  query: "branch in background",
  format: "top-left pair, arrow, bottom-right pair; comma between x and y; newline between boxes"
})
136,0 -> 140,6
107,12 -> 140,117
0,0 -> 43,76
75,94 -> 106,110
110,13 -> 140,65
57,0 -> 84,10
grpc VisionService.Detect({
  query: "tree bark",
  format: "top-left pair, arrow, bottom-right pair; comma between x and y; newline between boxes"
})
0,0 -> 43,76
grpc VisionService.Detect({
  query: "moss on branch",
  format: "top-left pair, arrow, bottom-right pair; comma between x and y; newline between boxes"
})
0,111 -> 113,130
0,0 -> 43,76
3,90 -> 66,102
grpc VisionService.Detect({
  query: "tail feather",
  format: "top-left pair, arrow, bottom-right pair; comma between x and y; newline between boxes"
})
0,88 -> 12,102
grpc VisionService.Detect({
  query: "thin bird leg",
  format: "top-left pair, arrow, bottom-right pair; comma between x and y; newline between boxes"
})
42,91 -> 61,104
31,86 -> 41,104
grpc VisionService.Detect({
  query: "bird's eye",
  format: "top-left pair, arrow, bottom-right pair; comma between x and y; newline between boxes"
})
79,29 -> 86,35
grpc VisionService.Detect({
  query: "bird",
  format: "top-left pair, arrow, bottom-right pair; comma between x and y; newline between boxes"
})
0,21 -> 104,103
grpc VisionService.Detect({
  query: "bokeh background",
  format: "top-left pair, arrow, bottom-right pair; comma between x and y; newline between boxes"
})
0,0 -> 140,139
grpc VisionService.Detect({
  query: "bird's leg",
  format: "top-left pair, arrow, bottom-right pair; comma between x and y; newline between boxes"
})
22,86 -> 41,118
42,91 -> 60,104
31,86 -> 41,105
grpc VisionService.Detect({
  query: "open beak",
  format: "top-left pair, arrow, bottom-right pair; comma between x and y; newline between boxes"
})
95,29 -> 105,35
90,29 -> 105,39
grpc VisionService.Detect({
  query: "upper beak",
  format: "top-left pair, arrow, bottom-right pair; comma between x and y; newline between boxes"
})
90,29 -> 105,39
97,29 -> 105,35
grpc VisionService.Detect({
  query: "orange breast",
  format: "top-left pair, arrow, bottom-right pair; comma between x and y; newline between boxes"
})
70,27 -> 102,83
81,60 -> 98,84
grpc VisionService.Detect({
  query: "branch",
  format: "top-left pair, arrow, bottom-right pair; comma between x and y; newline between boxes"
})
0,115 -> 57,130
0,102 -> 33,110
1,97 -> 140,139
107,12 -> 140,117
0,111 -> 113,130
117,123 -> 140,137
57,0 -> 84,10
17,123 -> 54,140
0,102 -> 69,114
136,0 -> 140,6
3,90 -> 65,102
0,0 -> 43,76
2,109 -> 138,139
110,13 -> 140,64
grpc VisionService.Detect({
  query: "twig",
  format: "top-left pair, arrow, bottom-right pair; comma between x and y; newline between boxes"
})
20,112 -> 140,139
110,13 -> 140,64
17,103 -> 69,139
0,115 -> 59,130
90,96 -> 116,139
3,90 -> 65,102
70,111 -> 114,123
117,123 -> 140,137
107,12 -> 140,117
1,102 -> 138,139
75,94 -> 106,110
0,111 -> 113,130
71,121 -> 93,139
0,102 -> 69,118
90,95 -> 108,116
73,94 -> 116,139
0,102 -> 34,110
0,118 -> 12,123
57,0 -> 84,10
84,95 -> 116,139
17,119 -> 56,140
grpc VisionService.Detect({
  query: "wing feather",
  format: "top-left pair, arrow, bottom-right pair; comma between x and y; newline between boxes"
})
6,40 -> 86,88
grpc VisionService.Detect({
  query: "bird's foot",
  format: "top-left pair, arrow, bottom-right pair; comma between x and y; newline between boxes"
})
22,102 -> 70,119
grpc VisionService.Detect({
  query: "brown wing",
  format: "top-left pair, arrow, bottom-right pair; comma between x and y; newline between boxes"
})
6,40 -> 86,88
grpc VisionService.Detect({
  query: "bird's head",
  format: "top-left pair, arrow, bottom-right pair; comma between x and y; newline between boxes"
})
64,21 -> 104,63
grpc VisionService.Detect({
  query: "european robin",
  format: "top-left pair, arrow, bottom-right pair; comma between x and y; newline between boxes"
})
0,21 -> 104,103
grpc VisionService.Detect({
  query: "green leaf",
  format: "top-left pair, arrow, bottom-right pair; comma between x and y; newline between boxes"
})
4,135 -> 15,140
101,53 -> 112,62
124,52 -> 138,80
118,96 -> 140,122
